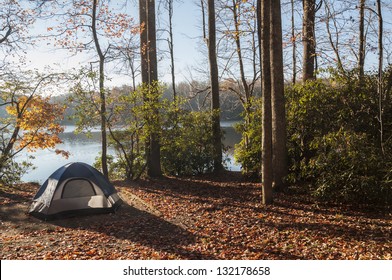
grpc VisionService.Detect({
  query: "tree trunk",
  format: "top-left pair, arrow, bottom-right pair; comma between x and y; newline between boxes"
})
139,0 -> 162,177
0,124 -> 21,172
207,0 -> 223,173
377,0 -> 384,155
270,0 -> 287,192
147,0 -> 158,85
98,58 -> 108,178
139,0 -> 149,85
302,0 -> 316,82
147,0 -> 162,177
232,0 -> 250,102
232,0 -> 252,158
92,0 -> 108,178
291,0 -> 297,84
324,1 -> 344,74
260,0 -> 273,205
358,0 -> 366,81
167,0 -> 177,101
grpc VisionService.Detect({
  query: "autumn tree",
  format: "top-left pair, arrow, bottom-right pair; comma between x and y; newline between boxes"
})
259,0 -> 273,204
160,0 -> 177,101
139,0 -> 162,177
217,0 -> 259,173
0,0 -> 37,56
322,0 -> 345,73
302,0 -> 316,81
0,71 -> 67,184
376,0 -> 384,155
205,0 -> 223,172
46,0 -> 137,178
290,0 -> 298,84
358,0 -> 366,80
270,0 -> 287,191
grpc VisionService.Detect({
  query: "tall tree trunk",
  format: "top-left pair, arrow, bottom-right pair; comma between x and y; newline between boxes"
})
147,0 -> 162,177
260,0 -> 273,205
98,58 -> 108,178
232,0 -> 250,101
270,0 -> 287,192
139,0 -> 162,177
324,0 -> 344,73
207,0 -> 223,173
358,0 -> 366,81
92,0 -> 108,178
139,0 -> 149,85
302,0 -> 316,82
291,0 -> 297,84
232,0 -> 251,159
377,0 -> 384,155
167,0 -> 177,101
147,0 -> 158,84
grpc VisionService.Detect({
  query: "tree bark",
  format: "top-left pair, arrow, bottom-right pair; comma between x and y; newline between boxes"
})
207,0 -> 223,173
0,25 -> 12,45
167,0 -> 177,101
291,0 -> 297,84
92,0 -> 108,178
358,0 -> 366,81
139,0 -> 149,85
302,0 -> 316,82
324,1 -> 344,74
260,0 -> 273,205
139,0 -> 162,177
147,0 -> 158,85
377,0 -> 384,155
270,0 -> 287,191
147,0 -> 162,177
232,0 -> 252,158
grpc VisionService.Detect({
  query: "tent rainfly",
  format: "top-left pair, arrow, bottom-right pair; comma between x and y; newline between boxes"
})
29,162 -> 122,220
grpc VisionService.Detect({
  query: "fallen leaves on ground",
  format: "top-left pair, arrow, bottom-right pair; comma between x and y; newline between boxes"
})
0,172 -> 391,260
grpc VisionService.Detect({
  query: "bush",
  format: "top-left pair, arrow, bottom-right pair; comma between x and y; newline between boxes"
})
87,83 -> 226,179
0,157 -> 33,185
284,71 -> 392,205
231,70 -> 392,205
285,74 -> 379,181
161,110 -> 223,176
233,98 -> 262,177
89,85 -> 150,181
304,129 -> 392,205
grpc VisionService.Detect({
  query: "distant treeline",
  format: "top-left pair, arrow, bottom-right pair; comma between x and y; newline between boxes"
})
51,82 -> 248,125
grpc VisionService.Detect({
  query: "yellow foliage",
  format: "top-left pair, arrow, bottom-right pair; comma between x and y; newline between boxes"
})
5,95 -> 66,152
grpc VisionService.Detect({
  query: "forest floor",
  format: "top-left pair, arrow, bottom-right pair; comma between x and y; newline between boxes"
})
1,171 -> 391,260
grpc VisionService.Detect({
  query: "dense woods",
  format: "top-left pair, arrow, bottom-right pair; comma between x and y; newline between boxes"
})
0,0 -> 392,261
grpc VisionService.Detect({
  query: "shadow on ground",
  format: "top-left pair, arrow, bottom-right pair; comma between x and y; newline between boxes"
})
47,202 -> 213,259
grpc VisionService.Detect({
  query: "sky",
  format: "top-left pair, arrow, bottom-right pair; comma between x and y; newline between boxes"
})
20,0 -> 392,92
24,1 -> 204,89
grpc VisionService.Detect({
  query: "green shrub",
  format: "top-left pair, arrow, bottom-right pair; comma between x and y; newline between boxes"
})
284,70 -> 392,205
304,129 -> 391,205
285,72 -> 380,183
161,110 -> 223,176
88,83 -> 226,179
231,70 -> 392,205
233,98 -> 262,177
0,157 -> 33,185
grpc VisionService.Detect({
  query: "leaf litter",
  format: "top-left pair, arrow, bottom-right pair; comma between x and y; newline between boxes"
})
0,172 -> 391,260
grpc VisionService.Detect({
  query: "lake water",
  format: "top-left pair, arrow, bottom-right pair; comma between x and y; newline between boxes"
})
17,122 -> 242,183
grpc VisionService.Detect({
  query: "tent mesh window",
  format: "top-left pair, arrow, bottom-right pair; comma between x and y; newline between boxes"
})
62,179 -> 96,198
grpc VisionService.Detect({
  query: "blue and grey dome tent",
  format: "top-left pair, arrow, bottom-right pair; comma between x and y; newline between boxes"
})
29,162 -> 122,220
